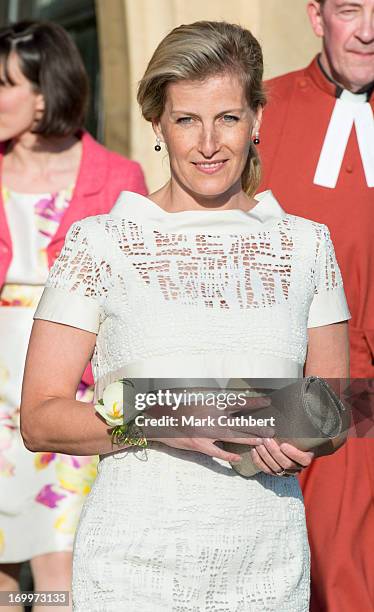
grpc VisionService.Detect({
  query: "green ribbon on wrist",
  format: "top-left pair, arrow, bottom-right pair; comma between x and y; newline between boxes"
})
111,422 -> 147,448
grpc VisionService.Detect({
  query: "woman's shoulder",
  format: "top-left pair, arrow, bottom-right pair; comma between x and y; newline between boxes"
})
280,213 -> 333,257
282,211 -> 329,237
70,212 -> 119,232
66,213 -> 124,256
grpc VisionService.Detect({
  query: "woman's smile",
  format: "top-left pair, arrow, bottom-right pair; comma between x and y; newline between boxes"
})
192,159 -> 228,174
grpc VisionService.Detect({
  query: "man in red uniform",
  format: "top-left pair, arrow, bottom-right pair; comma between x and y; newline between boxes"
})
259,1 -> 374,610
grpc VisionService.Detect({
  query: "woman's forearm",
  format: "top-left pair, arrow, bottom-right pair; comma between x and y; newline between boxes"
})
21,397 -> 129,455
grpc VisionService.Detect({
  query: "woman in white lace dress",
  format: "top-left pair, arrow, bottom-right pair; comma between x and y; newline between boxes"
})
21,22 -> 349,611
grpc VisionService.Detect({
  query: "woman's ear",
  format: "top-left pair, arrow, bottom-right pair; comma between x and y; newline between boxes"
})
36,92 -> 45,112
34,92 -> 45,123
255,105 -> 263,130
251,106 -> 263,139
152,119 -> 164,143
31,93 -> 45,130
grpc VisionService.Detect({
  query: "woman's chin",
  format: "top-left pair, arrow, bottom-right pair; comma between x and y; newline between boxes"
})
0,129 -> 15,142
183,177 -> 239,200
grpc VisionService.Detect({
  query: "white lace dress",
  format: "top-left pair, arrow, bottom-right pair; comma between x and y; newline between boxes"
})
34,190 -> 350,612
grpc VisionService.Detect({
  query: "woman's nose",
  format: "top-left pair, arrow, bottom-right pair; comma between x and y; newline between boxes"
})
198,126 -> 220,157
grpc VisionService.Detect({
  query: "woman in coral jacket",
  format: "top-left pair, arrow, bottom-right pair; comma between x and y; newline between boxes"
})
0,21 -> 146,610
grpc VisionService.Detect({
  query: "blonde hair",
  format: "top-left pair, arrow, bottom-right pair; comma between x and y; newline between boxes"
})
137,21 -> 266,197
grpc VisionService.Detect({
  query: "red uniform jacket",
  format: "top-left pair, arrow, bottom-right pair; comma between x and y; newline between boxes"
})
259,57 -> 374,377
259,57 -> 374,612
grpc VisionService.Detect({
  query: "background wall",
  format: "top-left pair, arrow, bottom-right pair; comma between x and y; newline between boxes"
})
0,1 -> 320,192
96,0 -> 320,191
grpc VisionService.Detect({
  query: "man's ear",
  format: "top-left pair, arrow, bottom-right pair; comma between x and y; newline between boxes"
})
307,1 -> 325,38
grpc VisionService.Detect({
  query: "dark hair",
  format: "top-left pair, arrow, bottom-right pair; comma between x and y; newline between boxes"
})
0,21 -> 89,138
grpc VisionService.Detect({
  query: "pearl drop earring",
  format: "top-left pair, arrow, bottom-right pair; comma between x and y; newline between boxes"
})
253,132 -> 260,145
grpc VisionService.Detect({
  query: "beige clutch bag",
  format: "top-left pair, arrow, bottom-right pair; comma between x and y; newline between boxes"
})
223,376 -> 351,477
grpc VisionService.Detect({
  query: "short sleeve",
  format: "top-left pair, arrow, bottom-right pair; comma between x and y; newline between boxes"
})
34,220 -> 108,333
307,225 -> 351,328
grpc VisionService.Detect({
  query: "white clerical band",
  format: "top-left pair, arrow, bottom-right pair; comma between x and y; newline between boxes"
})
314,90 -> 374,189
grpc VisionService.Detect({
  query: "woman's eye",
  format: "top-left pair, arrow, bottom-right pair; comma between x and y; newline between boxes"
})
222,115 -> 239,123
176,117 -> 193,124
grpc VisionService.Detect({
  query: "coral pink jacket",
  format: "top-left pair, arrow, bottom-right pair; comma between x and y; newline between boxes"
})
0,131 -> 147,283
0,131 -> 148,383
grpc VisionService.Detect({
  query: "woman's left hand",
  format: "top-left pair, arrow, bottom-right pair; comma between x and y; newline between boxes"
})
250,438 -> 314,476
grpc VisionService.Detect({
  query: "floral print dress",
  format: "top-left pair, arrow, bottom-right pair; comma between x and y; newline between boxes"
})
0,187 -> 98,563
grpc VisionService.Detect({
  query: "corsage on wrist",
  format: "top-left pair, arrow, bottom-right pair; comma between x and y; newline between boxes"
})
95,379 -> 147,448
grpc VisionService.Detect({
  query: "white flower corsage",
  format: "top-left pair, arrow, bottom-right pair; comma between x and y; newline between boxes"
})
95,379 -> 147,448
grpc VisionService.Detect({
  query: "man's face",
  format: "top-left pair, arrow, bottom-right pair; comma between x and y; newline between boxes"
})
308,0 -> 374,91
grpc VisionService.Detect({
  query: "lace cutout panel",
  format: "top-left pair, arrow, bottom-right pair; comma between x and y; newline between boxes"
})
112,221 -> 297,310
47,222 -> 112,305
43,211 -> 348,378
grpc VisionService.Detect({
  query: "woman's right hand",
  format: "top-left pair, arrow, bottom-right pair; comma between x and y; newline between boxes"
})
147,435 -> 264,463
145,393 -> 273,462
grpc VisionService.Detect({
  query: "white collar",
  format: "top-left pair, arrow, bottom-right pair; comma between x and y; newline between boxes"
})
314,89 -> 374,188
110,190 -> 286,233
340,89 -> 368,104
